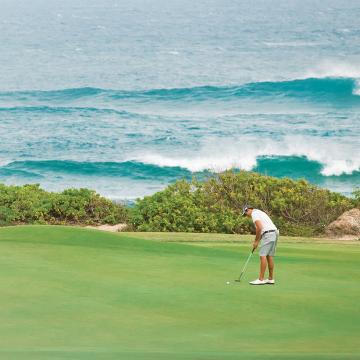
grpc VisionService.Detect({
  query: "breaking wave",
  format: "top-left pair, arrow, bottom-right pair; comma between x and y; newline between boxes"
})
1,157 -> 359,182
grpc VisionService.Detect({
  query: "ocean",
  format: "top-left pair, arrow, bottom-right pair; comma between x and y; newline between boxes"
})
0,0 -> 359,200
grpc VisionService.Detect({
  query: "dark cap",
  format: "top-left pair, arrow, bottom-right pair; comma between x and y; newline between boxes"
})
242,205 -> 253,216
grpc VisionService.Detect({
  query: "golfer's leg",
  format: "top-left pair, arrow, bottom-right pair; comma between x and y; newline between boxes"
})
267,255 -> 274,280
259,256 -> 267,281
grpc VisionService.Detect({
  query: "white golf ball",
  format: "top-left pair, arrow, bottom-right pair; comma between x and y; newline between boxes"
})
226,281 -> 230,285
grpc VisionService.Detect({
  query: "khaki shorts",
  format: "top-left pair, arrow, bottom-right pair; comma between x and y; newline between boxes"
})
259,230 -> 279,257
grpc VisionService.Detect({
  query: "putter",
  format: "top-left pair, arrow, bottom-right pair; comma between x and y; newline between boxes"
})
234,248 -> 255,282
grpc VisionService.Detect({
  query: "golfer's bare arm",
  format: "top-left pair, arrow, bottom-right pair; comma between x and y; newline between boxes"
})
253,220 -> 262,250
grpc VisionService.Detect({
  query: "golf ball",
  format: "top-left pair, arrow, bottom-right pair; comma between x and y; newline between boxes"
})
226,281 -> 230,285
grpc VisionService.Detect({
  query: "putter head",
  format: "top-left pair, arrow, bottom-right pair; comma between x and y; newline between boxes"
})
234,279 -> 241,282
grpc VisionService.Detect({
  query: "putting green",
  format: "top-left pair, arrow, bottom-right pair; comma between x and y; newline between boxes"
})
0,226 -> 359,360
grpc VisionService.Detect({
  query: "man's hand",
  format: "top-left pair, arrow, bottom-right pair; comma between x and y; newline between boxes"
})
252,241 -> 259,251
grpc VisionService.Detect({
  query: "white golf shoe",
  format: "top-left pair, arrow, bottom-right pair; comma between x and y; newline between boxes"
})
249,279 -> 266,285
265,279 -> 275,285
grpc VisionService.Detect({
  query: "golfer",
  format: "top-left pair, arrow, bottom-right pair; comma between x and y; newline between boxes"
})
242,205 -> 279,285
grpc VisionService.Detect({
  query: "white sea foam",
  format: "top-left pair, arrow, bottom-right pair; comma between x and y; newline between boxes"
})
304,61 -> 360,80
133,136 -> 360,176
264,41 -> 323,48
0,159 -> 11,167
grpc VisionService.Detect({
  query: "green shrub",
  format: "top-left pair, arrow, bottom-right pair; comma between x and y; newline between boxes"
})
353,188 -> 360,208
131,171 -> 354,236
0,184 -> 128,226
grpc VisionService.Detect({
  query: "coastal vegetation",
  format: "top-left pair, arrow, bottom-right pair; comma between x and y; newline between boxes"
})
131,171 -> 356,236
0,171 -> 358,236
0,184 -> 128,226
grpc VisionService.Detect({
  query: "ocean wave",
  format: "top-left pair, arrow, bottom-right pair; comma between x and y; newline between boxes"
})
1,158 -> 358,198
1,157 -> 359,183
254,156 -> 360,181
0,87 -> 103,101
0,105 -> 142,117
137,136 -> 360,177
1,77 -> 359,105
1,160 -> 195,181
305,62 -> 360,81
0,167 -> 44,178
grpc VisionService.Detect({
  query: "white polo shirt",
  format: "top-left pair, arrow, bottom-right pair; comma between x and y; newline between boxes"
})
251,209 -> 277,234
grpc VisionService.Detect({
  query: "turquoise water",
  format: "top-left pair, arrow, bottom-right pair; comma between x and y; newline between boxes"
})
0,1 -> 359,199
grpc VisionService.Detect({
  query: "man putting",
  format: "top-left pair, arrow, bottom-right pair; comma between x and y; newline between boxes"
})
242,205 -> 279,285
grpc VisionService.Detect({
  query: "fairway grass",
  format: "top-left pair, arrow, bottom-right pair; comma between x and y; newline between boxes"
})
0,226 -> 359,360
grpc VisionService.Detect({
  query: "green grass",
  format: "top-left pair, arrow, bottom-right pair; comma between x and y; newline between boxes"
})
0,225 -> 359,360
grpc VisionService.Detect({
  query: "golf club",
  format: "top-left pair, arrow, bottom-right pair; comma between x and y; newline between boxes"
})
234,248 -> 255,282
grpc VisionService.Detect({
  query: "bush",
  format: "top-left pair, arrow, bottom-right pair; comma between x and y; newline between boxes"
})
353,188 -> 360,208
0,184 -> 128,226
130,171 -> 354,236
